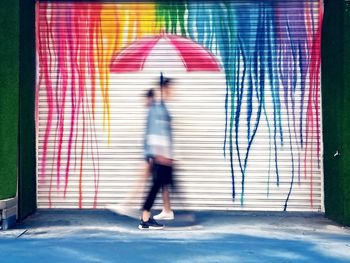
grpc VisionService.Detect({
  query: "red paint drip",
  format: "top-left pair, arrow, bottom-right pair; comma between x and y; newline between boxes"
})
304,2 -> 323,207
38,3 -> 54,186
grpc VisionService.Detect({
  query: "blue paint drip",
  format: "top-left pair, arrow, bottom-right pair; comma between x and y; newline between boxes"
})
271,8 -> 284,147
297,5 -> 309,148
186,2 -> 320,209
208,7 -> 215,51
189,2 -> 237,197
258,5 -> 273,196
234,6 -> 252,204
299,45 -> 307,148
284,145 -> 295,211
266,9 -> 280,186
203,5 -> 212,49
282,20 -> 297,211
187,2 -> 197,41
223,84 -> 229,159
227,4 -> 238,198
229,89 -> 235,199
247,70 -> 253,141
288,20 -> 300,183
238,5 -> 265,205
286,2 -> 308,154
235,36 -> 246,192
212,3 -> 236,197
196,3 -> 205,45
242,6 -> 265,204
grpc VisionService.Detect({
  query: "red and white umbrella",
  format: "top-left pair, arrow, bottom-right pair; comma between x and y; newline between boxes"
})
110,34 -> 221,73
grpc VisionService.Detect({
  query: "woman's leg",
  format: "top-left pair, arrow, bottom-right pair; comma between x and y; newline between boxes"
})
141,164 -> 162,221
162,186 -> 171,212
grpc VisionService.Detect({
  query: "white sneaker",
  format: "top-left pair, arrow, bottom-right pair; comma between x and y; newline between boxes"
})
153,210 -> 174,220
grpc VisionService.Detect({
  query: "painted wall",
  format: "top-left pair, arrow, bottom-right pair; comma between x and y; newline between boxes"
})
36,1 -> 323,211
0,2 -> 19,200
322,0 -> 350,226
2,0 -> 350,224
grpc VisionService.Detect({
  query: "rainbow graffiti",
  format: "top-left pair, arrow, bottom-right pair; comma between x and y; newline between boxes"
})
36,1 -> 323,210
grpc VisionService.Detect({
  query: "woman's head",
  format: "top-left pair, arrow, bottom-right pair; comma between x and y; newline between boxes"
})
160,75 -> 173,100
145,88 -> 155,107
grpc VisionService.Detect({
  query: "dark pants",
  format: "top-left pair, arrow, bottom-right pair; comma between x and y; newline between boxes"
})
142,163 -> 173,211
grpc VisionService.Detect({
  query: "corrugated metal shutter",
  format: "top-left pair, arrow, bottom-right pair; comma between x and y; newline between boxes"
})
36,1 -> 323,212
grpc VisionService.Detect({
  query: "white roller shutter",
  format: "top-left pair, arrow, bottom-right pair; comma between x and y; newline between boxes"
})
36,1 -> 323,212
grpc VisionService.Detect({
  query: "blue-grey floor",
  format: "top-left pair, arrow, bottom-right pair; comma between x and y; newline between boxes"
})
1,210 -> 350,263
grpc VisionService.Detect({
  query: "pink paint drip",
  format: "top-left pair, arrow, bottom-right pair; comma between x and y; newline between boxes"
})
38,3 -> 54,185
93,7 -> 103,208
35,3 -> 42,164
63,7 -> 77,198
88,5 -> 98,120
54,4 -> 69,192
304,2 -> 323,207
315,2 -> 323,171
76,6 -> 88,208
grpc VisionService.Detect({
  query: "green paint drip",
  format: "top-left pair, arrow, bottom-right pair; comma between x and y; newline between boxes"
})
155,1 -> 186,35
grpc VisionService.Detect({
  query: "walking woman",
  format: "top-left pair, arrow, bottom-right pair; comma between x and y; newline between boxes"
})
139,75 -> 174,230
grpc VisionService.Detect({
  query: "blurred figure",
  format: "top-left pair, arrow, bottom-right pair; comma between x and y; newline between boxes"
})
135,88 -> 174,210
139,75 -> 175,230
125,88 -> 157,203
106,88 -> 168,218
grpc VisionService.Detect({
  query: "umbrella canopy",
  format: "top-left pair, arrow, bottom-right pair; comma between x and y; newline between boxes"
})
110,35 -> 221,73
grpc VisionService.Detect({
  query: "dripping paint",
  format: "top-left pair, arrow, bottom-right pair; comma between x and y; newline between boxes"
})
36,1 -> 323,210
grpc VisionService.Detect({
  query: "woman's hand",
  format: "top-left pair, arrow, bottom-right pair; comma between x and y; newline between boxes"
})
154,155 -> 173,166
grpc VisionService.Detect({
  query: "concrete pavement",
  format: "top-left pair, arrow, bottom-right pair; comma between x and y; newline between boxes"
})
1,210 -> 350,262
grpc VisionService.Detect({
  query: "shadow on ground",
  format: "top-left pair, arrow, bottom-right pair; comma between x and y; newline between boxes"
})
1,210 -> 350,263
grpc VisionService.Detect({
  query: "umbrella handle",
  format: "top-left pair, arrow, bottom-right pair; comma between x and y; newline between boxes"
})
160,72 -> 164,101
